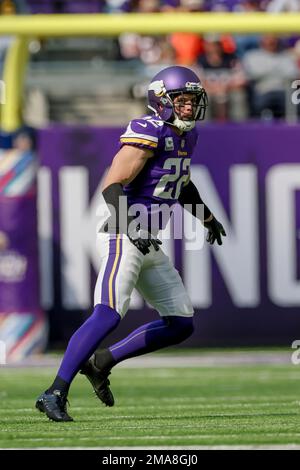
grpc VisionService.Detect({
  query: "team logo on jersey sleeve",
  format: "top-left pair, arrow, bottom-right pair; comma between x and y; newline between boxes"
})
165,137 -> 174,151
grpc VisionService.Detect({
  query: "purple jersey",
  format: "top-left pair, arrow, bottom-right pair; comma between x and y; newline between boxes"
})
120,115 -> 198,230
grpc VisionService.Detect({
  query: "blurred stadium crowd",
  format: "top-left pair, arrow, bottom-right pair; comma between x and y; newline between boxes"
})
1,0 -> 300,124
1,0 -> 299,14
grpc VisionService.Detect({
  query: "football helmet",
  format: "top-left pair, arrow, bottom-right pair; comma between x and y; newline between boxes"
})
147,66 -> 208,132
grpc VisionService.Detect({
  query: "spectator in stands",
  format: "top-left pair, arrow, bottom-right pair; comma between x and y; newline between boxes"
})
203,0 -> 265,11
61,0 -> 106,13
0,0 -> 15,14
136,0 -> 161,11
242,35 -> 299,118
203,0 -> 234,11
10,0 -> 28,13
168,1 -> 204,65
266,0 -> 299,11
293,38 -> 300,70
119,33 -> 175,65
116,0 -> 160,12
119,0 -> 175,65
226,1 -> 262,59
160,0 -> 181,10
237,0 -> 263,11
106,0 -> 134,12
197,34 -> 248,120
25,0 -> 54,13
0,231 -> 9,251
179,0 -> 204,9
26,0 -> 105,14
170,33 -> 203,65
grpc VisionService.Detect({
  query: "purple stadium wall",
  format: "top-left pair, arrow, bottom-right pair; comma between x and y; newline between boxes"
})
36,123 -> 300,347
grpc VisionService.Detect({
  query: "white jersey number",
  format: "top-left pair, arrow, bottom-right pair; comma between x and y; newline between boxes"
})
153,157 -> 191,200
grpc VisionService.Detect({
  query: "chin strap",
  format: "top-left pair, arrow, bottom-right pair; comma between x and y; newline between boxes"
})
172,117 -> 195,132
148,107 -> 196,132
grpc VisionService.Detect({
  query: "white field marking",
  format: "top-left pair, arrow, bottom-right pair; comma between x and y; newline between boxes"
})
0,434 -> 300,450
0,402 -> 295,417
115,396 -> 300,404
2,411 -> 296,428
73,401 -> 295,410
78,400 -> 299,409
0,395 -> 296,405
3,445 -> 300,450
5,432 -> 300,442
0,408 -> 40,412
2,352 -> 292,369
0,400 -> 296,414
3,394 -> 294,404
1,398 -> 297,409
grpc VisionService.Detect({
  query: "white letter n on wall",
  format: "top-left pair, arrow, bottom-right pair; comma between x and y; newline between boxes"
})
267,164 -> 300,306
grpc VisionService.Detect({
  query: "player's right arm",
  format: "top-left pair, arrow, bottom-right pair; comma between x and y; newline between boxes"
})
102,144 -> 153,190
101,144 -> 161,254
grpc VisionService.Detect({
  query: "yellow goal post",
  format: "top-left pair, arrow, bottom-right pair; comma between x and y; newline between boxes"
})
1,12 -> 300,131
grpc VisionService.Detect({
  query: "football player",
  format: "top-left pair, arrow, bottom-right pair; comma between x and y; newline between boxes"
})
36,65 -> 226,421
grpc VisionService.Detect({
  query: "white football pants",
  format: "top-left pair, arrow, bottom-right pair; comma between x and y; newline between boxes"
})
94,232 -> 194,319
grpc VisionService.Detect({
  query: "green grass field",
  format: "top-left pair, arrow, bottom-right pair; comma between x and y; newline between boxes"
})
1,357 -> 300,448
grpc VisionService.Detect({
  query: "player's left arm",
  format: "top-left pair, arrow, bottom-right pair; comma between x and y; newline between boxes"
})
178,180 -> 226,246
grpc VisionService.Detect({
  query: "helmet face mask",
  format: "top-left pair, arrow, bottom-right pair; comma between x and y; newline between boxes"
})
169,91 -> 207,122
147,66 -> 208,131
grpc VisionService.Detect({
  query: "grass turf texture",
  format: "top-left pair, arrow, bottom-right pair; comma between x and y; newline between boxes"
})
1,362 -> 300,448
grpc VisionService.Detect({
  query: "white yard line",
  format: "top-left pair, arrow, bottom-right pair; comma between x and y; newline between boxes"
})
3,433 -> 300,441
2,352 -> 293,369
2,445 -> 300,450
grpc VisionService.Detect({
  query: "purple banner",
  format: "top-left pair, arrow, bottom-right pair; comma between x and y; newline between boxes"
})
37,123 -> 300,346
0,195 -> 40,311
0,149 -> 40,311
0,149 -> 47,361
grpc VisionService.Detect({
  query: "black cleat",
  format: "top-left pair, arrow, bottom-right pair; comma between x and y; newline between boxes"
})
80,355 -> 114,407
35,390 -> 73,422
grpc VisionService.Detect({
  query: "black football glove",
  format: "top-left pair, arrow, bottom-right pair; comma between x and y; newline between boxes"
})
128,226 -> 162,255
204,216 -> 226,246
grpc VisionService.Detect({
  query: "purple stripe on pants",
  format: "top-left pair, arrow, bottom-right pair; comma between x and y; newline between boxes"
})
112,236 -> 122,310
101,236 -> 116,306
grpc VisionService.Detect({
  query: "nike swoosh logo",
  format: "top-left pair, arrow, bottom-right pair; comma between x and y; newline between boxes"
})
137,122 -> 147,128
